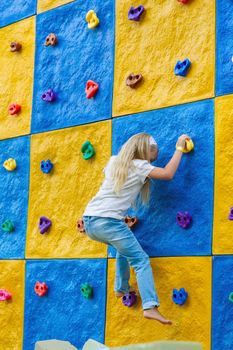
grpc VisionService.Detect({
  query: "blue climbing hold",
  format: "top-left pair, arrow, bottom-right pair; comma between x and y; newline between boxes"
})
174,59 -> 191,77
172,288 -> 188,305
40,160 -> 53,174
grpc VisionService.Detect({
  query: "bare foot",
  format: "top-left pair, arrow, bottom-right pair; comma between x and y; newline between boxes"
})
115,287 -> 136,298
143,307 -> 172,325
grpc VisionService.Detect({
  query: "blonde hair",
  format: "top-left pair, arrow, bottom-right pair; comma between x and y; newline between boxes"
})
110,132 -> 157,211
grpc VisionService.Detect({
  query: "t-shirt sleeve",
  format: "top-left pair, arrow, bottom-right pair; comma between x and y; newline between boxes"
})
136,160 -> 156,184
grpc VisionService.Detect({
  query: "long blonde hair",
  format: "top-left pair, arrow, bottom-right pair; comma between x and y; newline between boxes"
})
110,132 -> 156,211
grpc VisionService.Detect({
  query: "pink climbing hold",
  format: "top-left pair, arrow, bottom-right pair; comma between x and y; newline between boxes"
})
0,289 -> 12,301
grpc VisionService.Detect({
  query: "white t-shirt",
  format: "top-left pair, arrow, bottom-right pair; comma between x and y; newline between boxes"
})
83,155 -> 156,220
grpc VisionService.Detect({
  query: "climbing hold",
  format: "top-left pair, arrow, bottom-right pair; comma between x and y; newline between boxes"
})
229,292 -> 233,302
172,288 -> 188,305
176,137 -> 194,153
34,282 -> 49,297
81,141 -> 95,160
80,283 -> 93,298
86,10 -> 100,29
10,42 -> 22,52
44,33 -> 58,46
77,219 -> 86,233
40,160 -> 53,174
39,216 -> 52,234
124,216 -> 138,229
41,89 -> 56,102
178,0 -> 189,4
228,207 -> 233,220
128,5 -> 145,21
0,289 -> 12,301
85,80 -> 99,99
122,291 -> 137,307
176,211 -> 192,229
3,158 -> 17,171
126,73 -> 143,88
8,103 -> 21,115
1,219 -> 14,233
174,59 -> 191,77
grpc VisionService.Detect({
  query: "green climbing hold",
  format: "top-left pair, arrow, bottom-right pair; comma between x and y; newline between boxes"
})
229,292 -> 233,303
81,141 -> 95,160
80,283 -> 93,298
2,219 -> 14,233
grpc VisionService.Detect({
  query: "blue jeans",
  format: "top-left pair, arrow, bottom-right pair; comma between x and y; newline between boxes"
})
82,215 -> 160,310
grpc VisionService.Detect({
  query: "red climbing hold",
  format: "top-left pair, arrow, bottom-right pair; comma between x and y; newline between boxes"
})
8,103 -> 21,115
178,0 -> 189,3
34,281 -> 48,297
85,80 -> 99,99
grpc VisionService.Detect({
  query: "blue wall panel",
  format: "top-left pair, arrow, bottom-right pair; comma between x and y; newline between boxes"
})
31,0 -> 114,134
216,0 -> 233,96
0,0 -> 36,28
23,259 -> 107,350
109,99 -> 214,257
0,136 -> 30,259
212,256 -> 233,350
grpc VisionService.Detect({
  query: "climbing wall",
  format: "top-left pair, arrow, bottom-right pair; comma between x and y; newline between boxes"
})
0,0 -> 232,349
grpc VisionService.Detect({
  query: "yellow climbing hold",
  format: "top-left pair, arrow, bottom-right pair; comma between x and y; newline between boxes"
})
176,138 -> 194,153
86,10 -> 100,29
3,158 -> 17,171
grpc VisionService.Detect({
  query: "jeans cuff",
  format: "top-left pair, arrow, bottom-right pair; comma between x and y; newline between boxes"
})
143,300 -> 160,310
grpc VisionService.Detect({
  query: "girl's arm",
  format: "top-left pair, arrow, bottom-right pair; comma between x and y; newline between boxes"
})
148,134 -> 189,181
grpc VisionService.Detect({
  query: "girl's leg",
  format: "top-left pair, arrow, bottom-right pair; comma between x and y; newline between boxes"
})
114,251 -> 130,294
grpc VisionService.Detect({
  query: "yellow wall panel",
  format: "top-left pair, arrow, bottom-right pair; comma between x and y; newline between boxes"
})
26,121 -> 111,258
0,17 -> 35,140
0,260 -> 25,350
213,95 -> 233,254
113,0 -> 215,117
37,0 -> 75,13
106,257 -> 211,350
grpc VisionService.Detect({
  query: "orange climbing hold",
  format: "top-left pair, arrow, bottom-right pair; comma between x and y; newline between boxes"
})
8,103 -> 21,115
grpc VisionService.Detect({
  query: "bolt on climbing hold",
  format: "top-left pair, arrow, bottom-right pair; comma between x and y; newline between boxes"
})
126,73 -> 143,88
128,5 -> 145,21
3,158 -> 17,171
81,141 -> 95,160
10,42 -> 22,52
124,216 -> 138,229
1,219 -> 14,233
85,80 -> 99,99
80,283 -> 93,298
176,212 -> 192,229
34,282 -> 49,297
86,10 -> 99,29
172,288 -> 188,305
41,89 -> 56,102
0,289 -> 12,301
228,207 -> 233,220
122,291 -> 137,307
77,219 -> 86,233
8,103 -> 21,115
40,160 -> 53,174
174,58 -> 191,77
39,216 -> 52,234
178,0 -> 189,4
176,137 -> 194,153
44,33 -> 58,46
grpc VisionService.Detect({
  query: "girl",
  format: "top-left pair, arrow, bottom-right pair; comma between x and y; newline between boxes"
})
82,132 -> 189,324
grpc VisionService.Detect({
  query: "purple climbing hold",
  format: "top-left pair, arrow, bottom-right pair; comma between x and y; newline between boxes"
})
229,207 -> 233,220
176,211 -> 192,229
39,216 -> 52,234
128,5 -> 145,21
41,89 -> 56,102
122,291 -> 137,307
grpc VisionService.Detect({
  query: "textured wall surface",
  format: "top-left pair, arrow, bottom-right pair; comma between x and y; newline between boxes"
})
0,0 -> 232,349
0,17 -> 35,140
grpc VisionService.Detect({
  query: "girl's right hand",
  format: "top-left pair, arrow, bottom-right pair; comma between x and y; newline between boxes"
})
177,134 -> 190,148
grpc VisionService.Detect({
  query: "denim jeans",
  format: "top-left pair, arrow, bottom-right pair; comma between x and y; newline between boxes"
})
82,215 -> 160,310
